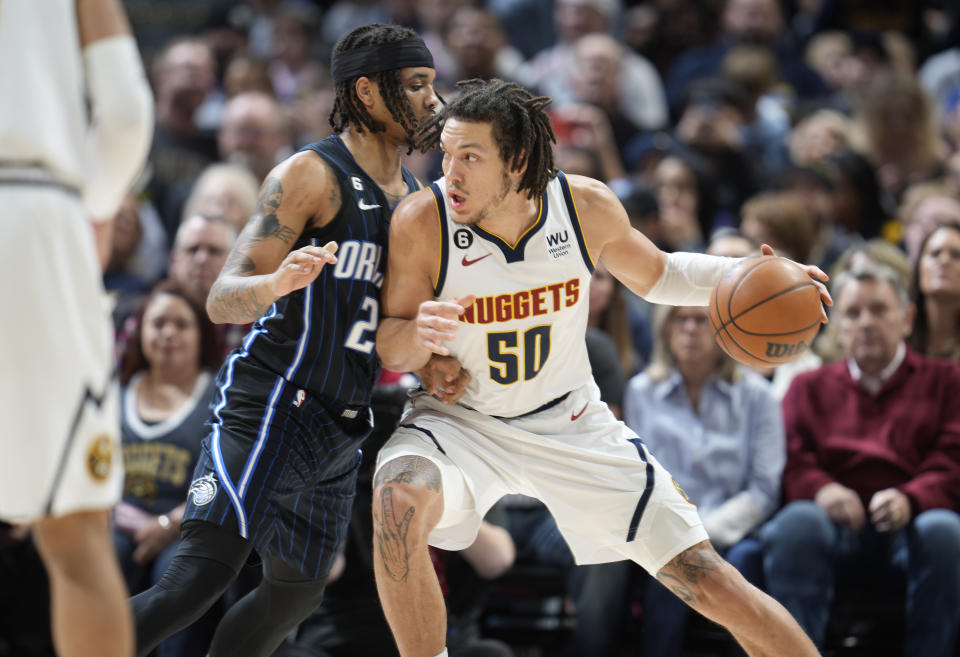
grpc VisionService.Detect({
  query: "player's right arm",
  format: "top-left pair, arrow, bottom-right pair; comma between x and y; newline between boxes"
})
206,152 -> 340,325
569,175 -> 832,313
377,190 -> 473,373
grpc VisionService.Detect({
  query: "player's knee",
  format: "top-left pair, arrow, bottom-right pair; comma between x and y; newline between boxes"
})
264,573 -> 327,620
373,455 -> 443,492
372,479 -> 442,541
373,455 -> 444,533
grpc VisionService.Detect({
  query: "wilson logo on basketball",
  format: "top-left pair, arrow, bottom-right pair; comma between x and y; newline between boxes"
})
764,341 -> 809,358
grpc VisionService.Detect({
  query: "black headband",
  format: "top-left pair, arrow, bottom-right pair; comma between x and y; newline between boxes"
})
331,38 -> 434,84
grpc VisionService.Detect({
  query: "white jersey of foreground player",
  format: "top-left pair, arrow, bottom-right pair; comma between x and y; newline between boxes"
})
429,173 -> 594,417
0,0 -> 153,520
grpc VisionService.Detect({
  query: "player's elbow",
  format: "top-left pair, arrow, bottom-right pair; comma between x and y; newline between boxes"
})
206,288 -> 228,325
376,343 -> 428,373
103,86 -> 153,144
474,548 -> 515,580
470,528 -> 516,579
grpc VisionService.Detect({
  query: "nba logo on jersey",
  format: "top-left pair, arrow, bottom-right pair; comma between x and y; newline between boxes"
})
293,389 -> 306,408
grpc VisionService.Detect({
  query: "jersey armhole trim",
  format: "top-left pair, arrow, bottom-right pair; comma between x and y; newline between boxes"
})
430,183 -> 449,296
557,171 -> 595,274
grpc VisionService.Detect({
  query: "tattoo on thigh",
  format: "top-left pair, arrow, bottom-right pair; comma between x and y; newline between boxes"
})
656,544 -> 721,604
374,487 -> 414,582
373,456 -> 441,492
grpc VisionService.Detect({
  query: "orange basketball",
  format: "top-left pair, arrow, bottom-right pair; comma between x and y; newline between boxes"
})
708,255 -> 822,368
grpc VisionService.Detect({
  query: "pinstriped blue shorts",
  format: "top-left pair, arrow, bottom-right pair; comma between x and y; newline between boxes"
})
183,362 -> 372,580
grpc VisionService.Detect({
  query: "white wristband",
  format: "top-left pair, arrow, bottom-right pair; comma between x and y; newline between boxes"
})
643,252 -> 739,306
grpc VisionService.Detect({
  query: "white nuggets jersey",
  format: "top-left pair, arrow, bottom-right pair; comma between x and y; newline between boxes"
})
430,172 -> 594,417
0,0 -> 87,188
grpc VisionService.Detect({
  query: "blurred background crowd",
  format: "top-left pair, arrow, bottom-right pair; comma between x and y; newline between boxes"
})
3,0 -> 960,656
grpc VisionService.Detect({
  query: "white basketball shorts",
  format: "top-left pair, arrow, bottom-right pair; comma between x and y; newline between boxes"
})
375,380 -> 708,575
0,186 -> 122,521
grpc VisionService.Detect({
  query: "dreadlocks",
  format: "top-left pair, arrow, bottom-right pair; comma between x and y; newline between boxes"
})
328,24 -> 424,143
415,79 -> 558,200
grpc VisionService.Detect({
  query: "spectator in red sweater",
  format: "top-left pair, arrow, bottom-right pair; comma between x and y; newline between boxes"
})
761,260 -> 960,657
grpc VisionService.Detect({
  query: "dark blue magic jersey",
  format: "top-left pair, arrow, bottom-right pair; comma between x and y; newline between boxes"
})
240,135 -> 417,408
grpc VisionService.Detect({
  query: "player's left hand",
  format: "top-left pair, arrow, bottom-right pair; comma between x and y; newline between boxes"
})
269,241 -> 339,298
418,354 -> 471,404
132,514 -> 178,564
415,294 -> 475,356
760,244 -> 833,322
869,488 -> 912,533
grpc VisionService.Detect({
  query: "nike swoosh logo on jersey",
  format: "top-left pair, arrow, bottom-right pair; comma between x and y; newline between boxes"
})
570,402 -> 589,421
357,200 -> 381,210
461,253 -> 492,266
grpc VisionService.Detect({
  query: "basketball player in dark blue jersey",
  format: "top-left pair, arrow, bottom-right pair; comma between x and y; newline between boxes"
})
131,24 -> 464,657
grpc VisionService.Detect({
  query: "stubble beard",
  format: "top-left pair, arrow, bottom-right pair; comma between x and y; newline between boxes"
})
452,170 -> 513,226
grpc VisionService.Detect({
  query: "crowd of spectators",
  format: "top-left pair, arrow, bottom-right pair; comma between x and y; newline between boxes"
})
3,0 -> 960,655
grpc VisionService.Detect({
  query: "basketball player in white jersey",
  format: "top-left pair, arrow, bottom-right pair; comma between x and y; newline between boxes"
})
372,79 -> 832,657
0,1 -> 153,655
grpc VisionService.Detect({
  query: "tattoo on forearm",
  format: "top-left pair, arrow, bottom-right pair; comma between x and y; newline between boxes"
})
207,278 -> 272,323
222,249 -> 256,275
206,177 -> 299,322
656,544 -> 720,605
375,486 -> 414,582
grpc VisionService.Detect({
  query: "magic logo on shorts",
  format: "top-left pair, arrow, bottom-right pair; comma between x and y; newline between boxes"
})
188,473 -> 218,506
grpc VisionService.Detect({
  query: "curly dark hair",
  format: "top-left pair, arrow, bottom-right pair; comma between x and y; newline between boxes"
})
328,23 -> 424,144
414,78 -> 557,200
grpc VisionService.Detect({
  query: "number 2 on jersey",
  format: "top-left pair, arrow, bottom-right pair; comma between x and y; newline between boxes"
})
487,325 -> 551,384
344,296 -> 378,354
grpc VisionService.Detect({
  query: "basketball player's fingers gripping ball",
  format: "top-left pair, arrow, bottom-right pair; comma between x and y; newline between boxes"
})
758,243 -> 833,316
709,255 -> 823,368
